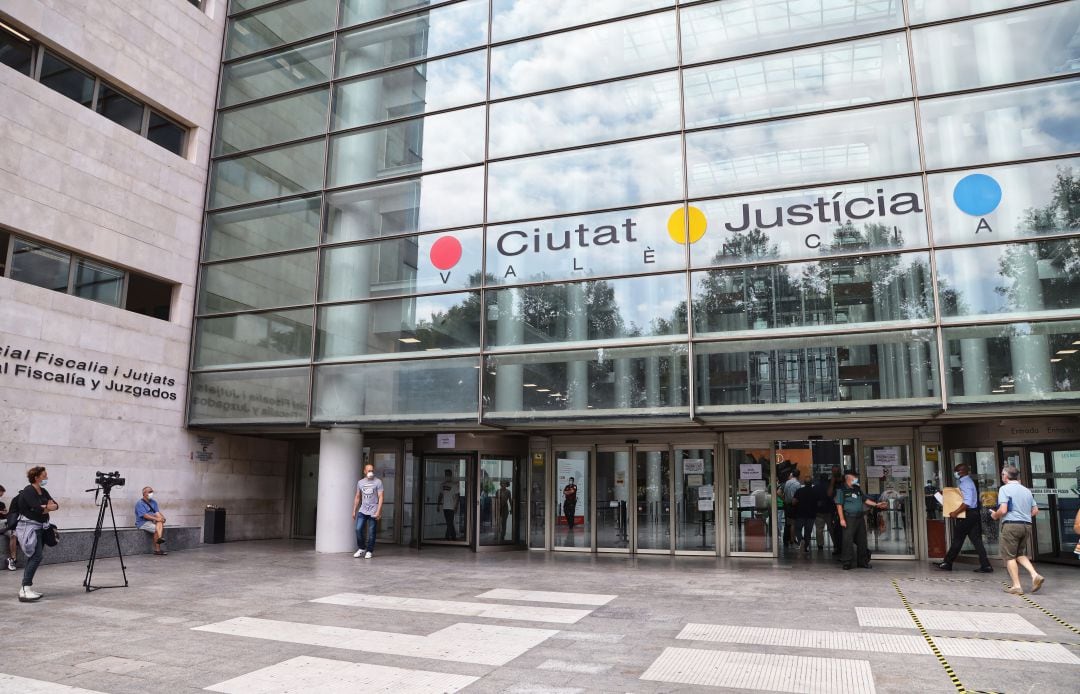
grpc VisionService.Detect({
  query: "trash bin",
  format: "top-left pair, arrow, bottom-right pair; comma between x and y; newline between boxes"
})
204,506 -> 226,544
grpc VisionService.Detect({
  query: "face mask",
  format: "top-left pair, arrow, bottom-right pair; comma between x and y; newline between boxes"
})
39,479 -> 48,487
148,492 -> 155,499
851,478 -> 859,486
366,471 -> 374,479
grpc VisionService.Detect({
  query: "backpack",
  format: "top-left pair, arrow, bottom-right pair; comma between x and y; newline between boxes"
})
4,492 -> 20,532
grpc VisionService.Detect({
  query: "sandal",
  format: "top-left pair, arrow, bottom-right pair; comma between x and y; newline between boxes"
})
1003,586 -> 1023,595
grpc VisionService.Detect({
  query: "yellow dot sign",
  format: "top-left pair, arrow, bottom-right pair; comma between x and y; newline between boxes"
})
667,206 -> 707,245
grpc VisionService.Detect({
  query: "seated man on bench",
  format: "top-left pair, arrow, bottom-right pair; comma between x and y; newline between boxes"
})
135,486 -> 167,555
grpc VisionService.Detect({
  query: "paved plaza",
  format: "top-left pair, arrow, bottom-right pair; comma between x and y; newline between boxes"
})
3,541 -> 1078,693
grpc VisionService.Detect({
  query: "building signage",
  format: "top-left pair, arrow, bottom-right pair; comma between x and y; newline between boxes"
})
192,435 -> 217,462
952,173 -> 1001,235
436,433 -> 456,449
0,341 -> 177,401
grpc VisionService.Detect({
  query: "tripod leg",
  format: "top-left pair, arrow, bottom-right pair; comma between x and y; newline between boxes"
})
106,495 -> 128,586
84,494 -> 109,590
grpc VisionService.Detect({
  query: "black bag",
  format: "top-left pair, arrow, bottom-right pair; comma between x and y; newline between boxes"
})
4,493 -> 20,533
42,524 -> 59,547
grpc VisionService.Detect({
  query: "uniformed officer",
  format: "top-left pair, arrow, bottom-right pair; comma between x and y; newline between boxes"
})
835,469 -> 887,570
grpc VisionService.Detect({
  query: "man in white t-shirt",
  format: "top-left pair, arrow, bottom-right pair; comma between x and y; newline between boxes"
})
352,464 -> 383,559
436,469 -> 459,540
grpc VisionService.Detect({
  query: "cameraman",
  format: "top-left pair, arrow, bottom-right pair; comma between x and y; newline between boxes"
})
14,466 -> 58,602
135,487 -> 167,556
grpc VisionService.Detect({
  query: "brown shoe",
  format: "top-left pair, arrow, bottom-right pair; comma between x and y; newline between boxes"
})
1004,586 -> 1024,595
1032,575 -> 1044,593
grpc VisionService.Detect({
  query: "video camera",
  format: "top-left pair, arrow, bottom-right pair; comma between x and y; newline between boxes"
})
94,471 -> 125,491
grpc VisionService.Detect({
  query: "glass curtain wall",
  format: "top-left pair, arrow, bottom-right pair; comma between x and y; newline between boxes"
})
192,0 -> 1080,426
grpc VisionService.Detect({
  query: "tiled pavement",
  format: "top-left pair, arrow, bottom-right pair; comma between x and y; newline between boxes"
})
2,540 -> 1078,693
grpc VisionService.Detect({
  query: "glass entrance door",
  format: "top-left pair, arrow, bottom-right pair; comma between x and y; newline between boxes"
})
727,446 -> 774,554
422,455 -> 471,546
596,448 -> 631,551
478,457 -> 522,547
555,449 -> 590,549
862,443 -> 915,557
1029,446 -> 1080,563
675,448 -> 715,552
635,447 -> 671,552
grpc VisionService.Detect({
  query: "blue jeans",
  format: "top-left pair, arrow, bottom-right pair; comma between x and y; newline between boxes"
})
22,529 -> 44,587
355,513 -> 377,553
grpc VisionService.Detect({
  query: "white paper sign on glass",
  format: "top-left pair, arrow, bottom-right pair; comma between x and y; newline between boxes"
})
683,459 -> 705,475
437,433 -> 456,448
739,463 -> 762,480
866,465 -> 885,478
739,495 -> 756,508
890,466 -> 911,479
873,447 -> 901,466
698,499 -> 714,512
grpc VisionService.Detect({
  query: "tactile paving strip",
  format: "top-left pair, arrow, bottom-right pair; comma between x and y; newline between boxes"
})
856,607 -> 1044,635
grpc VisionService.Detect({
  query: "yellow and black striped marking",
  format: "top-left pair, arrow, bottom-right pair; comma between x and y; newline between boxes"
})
891,579 -> 1004,694
1002,583 -> 1080,636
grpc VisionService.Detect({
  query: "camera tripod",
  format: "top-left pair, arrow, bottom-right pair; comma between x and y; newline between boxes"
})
83,484 -> 129,592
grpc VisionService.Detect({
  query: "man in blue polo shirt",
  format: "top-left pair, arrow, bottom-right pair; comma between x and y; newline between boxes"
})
936,462 -> 992,572
991,465 -> 1043,595
135,486 -> 167,556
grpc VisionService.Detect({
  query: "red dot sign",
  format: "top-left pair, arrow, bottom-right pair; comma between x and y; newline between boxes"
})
430,236 -> 462,271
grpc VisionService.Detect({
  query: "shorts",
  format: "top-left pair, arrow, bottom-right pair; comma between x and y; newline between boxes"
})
138,521 -> 158,533
999,522 -> 1033,560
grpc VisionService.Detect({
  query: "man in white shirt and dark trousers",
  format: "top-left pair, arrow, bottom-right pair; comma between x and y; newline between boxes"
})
991,465 -> 1044,595
936,462 -> 993,573
352,464 -> 383,559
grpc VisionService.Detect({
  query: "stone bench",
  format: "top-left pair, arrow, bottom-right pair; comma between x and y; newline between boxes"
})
10,525 -> 201,566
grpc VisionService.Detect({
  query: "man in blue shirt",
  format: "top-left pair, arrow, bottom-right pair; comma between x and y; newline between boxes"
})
135,486 -> 167,556
936,462 -> 992,572
991,465 -> 1043,594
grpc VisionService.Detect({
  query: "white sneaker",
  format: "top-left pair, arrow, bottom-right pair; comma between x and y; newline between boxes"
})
6,558 -> 14,571
18,586 -> 41,602
353,549 -> 364,558
364,551 -> 372,559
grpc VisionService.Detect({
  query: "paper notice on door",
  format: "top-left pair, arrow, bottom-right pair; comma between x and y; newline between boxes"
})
738,480 -> 750,495
688,474 -> 704,487
740,463 -> 762,480
890,466 -> 910,478
873,447 -> 901,466
934,492 -> 944,505
750,480 -> 766,492
683,459 -> 705,475
699,485 -> 714,500
739,495 -> 756,508
866,465 -> 885,478
698,499 -> 714,512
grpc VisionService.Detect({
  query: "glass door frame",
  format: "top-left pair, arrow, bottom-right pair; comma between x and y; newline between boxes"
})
475,455 -> 525,552
720,437 -> 778,558
419,452 -> 475,548
858,436 -> 919,560
595,445 -> 634,554
1021,441 -> 1080,564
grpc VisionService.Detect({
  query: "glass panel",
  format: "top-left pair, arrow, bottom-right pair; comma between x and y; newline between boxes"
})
485,274 -> 688,350
10,239 -> 70,291
293,448 -> 319,538
912,3 -> 1080,96
204,196 -> 322,261
423,457 -> 468,542
728,447 -> 774,553
336,0 -> 489,79
928,157 -> 1080,246
943,321 -> 1080,404
0,231 -> 8,277
488,135 -> 683,221
692,252 -> 935,337
937,239 -> 1080,321
596,450 -> 632,550
341,0 -> 461,28
332,50 -> 487,131
920,80 -> 1080,171
73,258 -> 124,307
908,0 -> 1050,23
220,39 -> 333,107
483,344 -> 689,418
39,51 -> 95,107
684,33 -> 911,129
316,291 -> 481,359
0,26 -> 34,76
96,84 -> 144,134
485,205 -> 686,286
215,88 -> 329,155
325,168 -> 485,243
199,251 -> 317,314
327,106 -> 486,188
312,356 -> 480,421
492,0 -> 672,42
320,229 -> 482,302
374,451 -> 397,542
194,308 -> 313,369
862,444 -> 915,556
950,450 -> 1000,560
686,103 -> 919,198
490,12 -> 678,99
555,450 -> 590,548
225,0 -> 337,60
209,140 -> 324,209
489,72 -> 681,158
680,0 -> 904,65
529,451 -> 546,548
479,457 -> 519,546
675,449 -> 715,551
1046,449 -> 1080,560
689,176 -> 929,267
1030,450 -> 1054,557
231,0 -> 280,11
696,330 -> 940,411
923,444 -> 947,559
146,112 -> 186,156
402,451 -> 417,544
636,449 -> 671,550
189,367 -> 309,424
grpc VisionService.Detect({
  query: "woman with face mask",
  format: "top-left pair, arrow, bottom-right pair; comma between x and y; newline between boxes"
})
14,466 -> 59,602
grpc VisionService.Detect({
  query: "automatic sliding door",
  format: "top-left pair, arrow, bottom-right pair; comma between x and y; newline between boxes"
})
479,457 -> 520,547
863,444 -> 915,557
728,446 -> 774,554
423,456 -> 470,545
555,450 -> 590,549
675,448 -> 715,553
636,448 -> 670,552
1031,448 -> 1080,562
596,448 -> 631,551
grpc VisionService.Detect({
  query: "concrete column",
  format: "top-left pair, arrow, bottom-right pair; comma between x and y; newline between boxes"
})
494,288 -> 525,412
960,338 -> 992,396
567,283 -> 589,410
1006,245 -> 1052,395
316,428 -> 364,553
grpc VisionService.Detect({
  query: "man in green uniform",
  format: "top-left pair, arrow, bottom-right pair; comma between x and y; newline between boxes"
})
835,470 -> 887,570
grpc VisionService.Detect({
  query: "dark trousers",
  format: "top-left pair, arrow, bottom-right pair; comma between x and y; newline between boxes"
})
943,512 -> 990,567
442,509 -> 457,540
795,517 -> 815,547
22,529 -> 44,587
355,512 -> 377,553
841,514 -> 869,567
564,501 -> 576,529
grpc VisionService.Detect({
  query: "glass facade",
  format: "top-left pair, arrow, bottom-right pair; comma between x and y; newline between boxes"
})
195,0 -> 1080,425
